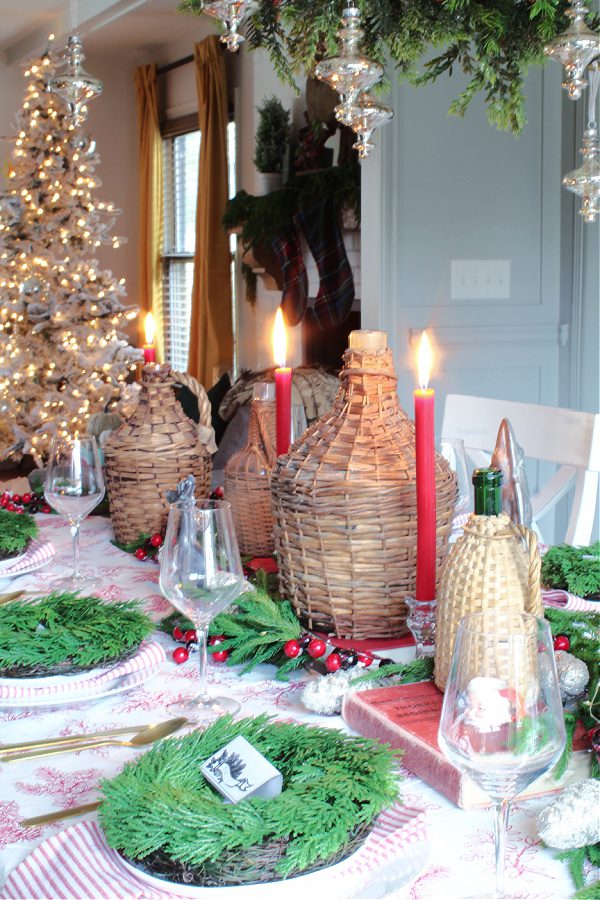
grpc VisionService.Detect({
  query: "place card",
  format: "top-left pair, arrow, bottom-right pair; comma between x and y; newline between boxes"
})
201,735 -> 282,804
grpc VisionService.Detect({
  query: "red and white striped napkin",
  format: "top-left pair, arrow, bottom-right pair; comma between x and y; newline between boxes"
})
1,804 -> 426,899
0,539 -> 55,576
0,641 -> 166,702
542,588 -> 599,613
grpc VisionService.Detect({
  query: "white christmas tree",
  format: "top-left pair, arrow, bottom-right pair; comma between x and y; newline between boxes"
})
0,45 -> 141,465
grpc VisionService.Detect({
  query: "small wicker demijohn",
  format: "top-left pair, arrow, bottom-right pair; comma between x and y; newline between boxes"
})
104,364 -> 213,545
271,330 -> 457,639
434,467 -> 543,691
224,383 -> 277,556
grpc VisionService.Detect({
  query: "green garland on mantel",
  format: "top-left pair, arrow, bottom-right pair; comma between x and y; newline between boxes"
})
180,0 -> 600,134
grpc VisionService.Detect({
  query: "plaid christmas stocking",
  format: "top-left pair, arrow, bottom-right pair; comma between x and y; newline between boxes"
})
296,196 -> 355,328
271,226 -> 308,326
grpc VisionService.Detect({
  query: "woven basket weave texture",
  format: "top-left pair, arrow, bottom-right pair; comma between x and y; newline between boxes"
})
104,365 -> 212,544
224,397 -> 277,556
271,336 -> 457,639
433,513 -> 542,691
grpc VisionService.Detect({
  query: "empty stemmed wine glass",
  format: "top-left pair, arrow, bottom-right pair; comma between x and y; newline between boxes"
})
160,499 -> 248,723
438,609 -> 566,898
44,435 -> 105,590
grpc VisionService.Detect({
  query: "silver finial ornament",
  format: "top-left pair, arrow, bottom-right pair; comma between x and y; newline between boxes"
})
490,418 -> 533,528
201,0 -> 258,52
49,35 -> 103,126
544,0 -> 600,100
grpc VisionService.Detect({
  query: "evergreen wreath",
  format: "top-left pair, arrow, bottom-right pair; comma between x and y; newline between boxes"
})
180,0 -> 600,133
0,592 -> 154,677
99,714 -> 400,884
0,508 -> 38,561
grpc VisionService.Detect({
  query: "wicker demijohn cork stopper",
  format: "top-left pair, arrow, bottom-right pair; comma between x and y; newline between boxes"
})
104,364 -> 213,544
271,330 -> 457,639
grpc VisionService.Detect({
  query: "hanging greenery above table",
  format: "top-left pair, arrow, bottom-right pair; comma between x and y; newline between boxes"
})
181,0 -> 599,133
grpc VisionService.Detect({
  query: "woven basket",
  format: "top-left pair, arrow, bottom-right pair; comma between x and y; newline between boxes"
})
224,386 -> 277,556
271,330 -> 457,639
104,364 -> 213,545
433,513 -> 542,691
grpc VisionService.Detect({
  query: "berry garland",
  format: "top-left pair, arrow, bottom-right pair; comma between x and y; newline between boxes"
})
0,489 -> 51,516
111,532 -> 164,562
99,714 -> 400,882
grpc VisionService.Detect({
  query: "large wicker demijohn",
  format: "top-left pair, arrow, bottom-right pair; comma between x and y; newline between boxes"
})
104,364 -> 213,545
271,330 -> 457,639
433,469 -> 543,691
224,383 -> 277,556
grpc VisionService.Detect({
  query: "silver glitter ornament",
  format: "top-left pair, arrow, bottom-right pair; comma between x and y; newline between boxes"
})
491,418 -> 533,527
301,667 -> 384,715
555,649 -> 590,701
538,779 -> 600,849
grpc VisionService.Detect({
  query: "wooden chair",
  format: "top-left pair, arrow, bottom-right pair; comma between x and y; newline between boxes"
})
441,394 -> 600,546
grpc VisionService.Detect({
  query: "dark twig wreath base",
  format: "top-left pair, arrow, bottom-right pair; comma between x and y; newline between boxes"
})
0,644 -> 140,679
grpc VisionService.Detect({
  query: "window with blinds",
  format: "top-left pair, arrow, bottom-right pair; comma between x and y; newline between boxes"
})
161,130 -> 201,373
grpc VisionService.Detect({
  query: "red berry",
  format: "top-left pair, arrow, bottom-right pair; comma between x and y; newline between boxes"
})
172,646 -> 189,664
173,626 -> 184,641
5,502 -> 15,512
41,505 -> 52,514
211,486 -> 224,500
307,638 -> 327,659
21,493 -> 32,505
208,634 -> 226,646
14,507 -> 24,514
11,494 -> 21,505
326,652 -> 342,673
184,629 -> 197,643
211,648 -> 229,663
553,634 -> 570,652
357,652 -> 374,667
0,497 -> 7,508
149,533 -> 163,548
283,639 -> 302,659
0,491 -> 9,502
134,547 -> 147,561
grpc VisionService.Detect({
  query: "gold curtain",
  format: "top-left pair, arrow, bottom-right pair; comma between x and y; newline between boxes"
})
188,36 -> 233,386
134,64 -> 164,360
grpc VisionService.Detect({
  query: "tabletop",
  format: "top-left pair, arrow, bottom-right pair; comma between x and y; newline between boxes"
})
0,514 -> 582,900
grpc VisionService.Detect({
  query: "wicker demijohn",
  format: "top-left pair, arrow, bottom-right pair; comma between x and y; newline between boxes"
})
224,384 -> 277,556
104,364 -> 213,545
271,330 -> 457,639
433,512 -> 543,691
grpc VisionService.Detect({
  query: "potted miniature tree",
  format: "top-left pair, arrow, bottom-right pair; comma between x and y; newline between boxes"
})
254,96 -> 290,194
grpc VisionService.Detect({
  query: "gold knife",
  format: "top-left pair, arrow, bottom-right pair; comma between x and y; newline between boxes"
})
0,591 -> 24,606
22,801 -> 101,828
1,722 -> 158,754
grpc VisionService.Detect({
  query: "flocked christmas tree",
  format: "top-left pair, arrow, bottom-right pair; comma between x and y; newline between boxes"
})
0,43 -> 141,465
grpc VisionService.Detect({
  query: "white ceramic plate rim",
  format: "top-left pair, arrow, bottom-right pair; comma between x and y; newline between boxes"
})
0,550 -> 28,571
0,658 -> 163,709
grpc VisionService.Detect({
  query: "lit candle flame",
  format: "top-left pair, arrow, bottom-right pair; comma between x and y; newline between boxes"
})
144,311 -> 156,345
417,331 -> 433,390
273,308 -> 287,368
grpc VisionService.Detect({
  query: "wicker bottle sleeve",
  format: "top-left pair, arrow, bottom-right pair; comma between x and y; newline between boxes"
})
271,330 -> 457,640
224,385 -> 277,556
433,513 -> 543,691
104,364 -> 213,544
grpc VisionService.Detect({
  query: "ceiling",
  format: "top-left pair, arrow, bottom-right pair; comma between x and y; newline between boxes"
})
0,0 -> 202,65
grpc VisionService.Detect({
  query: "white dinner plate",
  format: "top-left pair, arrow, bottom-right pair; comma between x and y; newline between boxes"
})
0,550 -> 28,571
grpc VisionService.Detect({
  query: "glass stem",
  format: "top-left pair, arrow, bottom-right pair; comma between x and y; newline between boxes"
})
196,626 -> 210,703
492,799 -> 510,898
70,522 -> 81,579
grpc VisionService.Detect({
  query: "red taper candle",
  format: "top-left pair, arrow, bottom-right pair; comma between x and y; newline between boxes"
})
414,331 -> 437,601
143,312 -> 157,363
273,308 -> 292,456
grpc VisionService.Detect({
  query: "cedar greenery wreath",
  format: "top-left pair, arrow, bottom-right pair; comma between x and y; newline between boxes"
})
180,0 -> 600,133
0,508 -> 38,561
99,714 -> 400,885
0,592 -> 154,677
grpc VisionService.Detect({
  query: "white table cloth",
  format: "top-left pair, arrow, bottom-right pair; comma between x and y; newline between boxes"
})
0,515 -> 587,899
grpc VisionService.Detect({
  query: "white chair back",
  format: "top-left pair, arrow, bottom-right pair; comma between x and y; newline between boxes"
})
441,394 -> 600,546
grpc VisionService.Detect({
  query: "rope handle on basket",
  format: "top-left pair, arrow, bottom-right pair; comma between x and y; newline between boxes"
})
170,370 -> 217,455
516,524 -> 542,613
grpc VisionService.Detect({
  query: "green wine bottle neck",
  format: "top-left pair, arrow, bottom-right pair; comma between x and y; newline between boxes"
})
472,467 -> 503,516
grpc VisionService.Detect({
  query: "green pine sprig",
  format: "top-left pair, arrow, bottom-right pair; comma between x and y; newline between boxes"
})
0,508 -> 38,555
350,657 -> 434,686
0,592 -> 154,671
541,542 -> 600,597
99,713 -> 400,879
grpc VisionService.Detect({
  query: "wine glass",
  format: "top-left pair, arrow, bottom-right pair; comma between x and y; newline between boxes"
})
159,499 -> 247,722
438,609 -> 566,898
44,435 -> 105,590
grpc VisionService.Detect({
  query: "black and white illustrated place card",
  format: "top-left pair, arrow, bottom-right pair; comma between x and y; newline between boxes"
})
201,735 -> 283,804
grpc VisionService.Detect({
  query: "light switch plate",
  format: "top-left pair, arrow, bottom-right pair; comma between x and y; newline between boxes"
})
451,260 -> 511,301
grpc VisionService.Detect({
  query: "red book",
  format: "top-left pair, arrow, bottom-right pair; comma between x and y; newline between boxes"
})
342,680 -> 589,810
